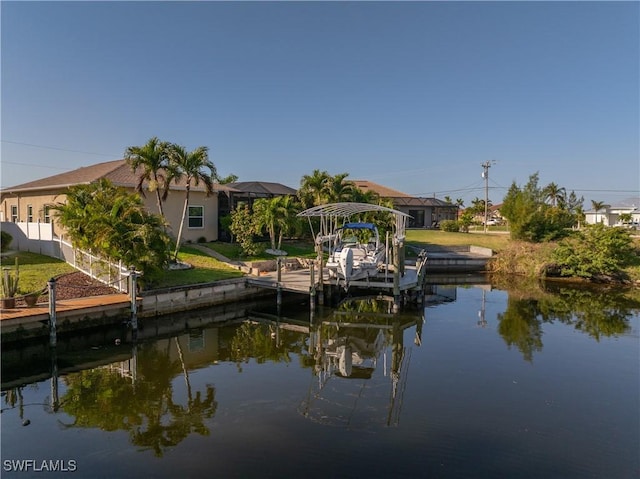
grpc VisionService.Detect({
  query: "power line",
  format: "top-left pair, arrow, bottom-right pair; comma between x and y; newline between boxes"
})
1,140 -> 118,157
0,160 -> 73,171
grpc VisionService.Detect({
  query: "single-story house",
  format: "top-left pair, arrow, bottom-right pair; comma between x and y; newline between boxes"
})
0,160 -> 300,244
351,180 -> 458,228
584,203 -> 640,227
0,159 -> 234,243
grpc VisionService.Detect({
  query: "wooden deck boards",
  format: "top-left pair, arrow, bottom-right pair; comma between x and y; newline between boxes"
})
247,266 -> 421,294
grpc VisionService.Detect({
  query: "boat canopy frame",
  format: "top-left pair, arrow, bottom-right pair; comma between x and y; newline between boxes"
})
297,202 -> 411,244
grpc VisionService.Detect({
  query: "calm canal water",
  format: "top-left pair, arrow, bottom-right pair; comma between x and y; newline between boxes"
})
2,279 -> 639,479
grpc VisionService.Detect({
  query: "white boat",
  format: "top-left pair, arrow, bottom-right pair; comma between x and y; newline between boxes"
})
298,202 -> 412,289
325,222 -> 385,283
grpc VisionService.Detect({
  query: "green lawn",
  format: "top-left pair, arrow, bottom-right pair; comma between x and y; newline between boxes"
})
153,246 -> 245,288
0,251 -> 76,295
406,229 -> 511,252
204,240 -> 317,261
0,247 -> 245,295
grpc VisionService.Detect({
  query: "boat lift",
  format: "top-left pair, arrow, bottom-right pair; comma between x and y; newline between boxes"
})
298,202 -> 427,310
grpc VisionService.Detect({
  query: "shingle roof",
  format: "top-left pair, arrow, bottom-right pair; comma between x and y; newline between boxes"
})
226,181 -> 297,196
1,159 -> 232,194
352,180 -> 455,207
352,180 -> 412,198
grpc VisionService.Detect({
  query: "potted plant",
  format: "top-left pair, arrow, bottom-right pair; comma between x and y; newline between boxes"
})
24,291 -> 40,307
1,258 -> 19,309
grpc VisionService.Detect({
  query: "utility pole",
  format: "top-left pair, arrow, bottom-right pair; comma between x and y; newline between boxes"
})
481,161 -> 493,233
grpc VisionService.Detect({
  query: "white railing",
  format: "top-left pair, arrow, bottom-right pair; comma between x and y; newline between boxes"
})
1,221 -> 130,293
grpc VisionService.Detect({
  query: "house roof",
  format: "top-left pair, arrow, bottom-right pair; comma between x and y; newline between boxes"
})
352,180 -> 412,198
226,181 -> 297,196
352,180 -> 456,208
1,159 -> 235,195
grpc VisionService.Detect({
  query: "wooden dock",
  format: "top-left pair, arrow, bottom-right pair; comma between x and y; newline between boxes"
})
246,264 -> 423,294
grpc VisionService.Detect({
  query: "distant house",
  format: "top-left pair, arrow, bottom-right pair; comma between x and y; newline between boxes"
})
217,181 -> 298,241
351,180 -> 458,228
0,159 -> 234,243
584,203 -> 640,227
220,181 -> 297,213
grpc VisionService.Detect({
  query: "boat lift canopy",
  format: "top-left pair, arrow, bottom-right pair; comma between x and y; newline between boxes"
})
298,202 -> 411,244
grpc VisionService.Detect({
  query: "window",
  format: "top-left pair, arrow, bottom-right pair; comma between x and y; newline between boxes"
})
44,205 -> 51,223
27,205 -> 33,222
408,209 -> 425,228
188,205 -> 204,228
11,205 -> 18,222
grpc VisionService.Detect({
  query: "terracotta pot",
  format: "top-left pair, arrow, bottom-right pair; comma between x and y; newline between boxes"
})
1,297 -> 16,309
24,294 -> 39,307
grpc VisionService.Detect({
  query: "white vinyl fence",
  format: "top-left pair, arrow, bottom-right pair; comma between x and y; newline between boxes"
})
1,221 -> 130,293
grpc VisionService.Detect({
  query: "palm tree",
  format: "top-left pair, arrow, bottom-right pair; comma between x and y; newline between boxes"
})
124,137 -> 173,221
299,169 -> 330,207
253,196 -> 300,251
591,200 -> 606,224
168,144 -> 217,260
324,173 -> 355,203
544,182 -> 566,208
455,198 -> 464,220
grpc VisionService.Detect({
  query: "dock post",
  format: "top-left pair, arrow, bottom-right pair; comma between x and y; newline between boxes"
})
48,278 -> 57,347
50,346 -> 59,412
129,268 -> 138,335
392,240 -> 400,313
315,243 -> 324,306
310,262 -> 316,312
276,258 -> 282,314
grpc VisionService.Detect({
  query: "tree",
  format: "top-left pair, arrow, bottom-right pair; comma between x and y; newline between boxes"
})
552,223 -> 636,279
543,182 -> 566,207
167,144 -> 217,260
253,196 -> 300,251
324,173 -> 355,203
298,169 -> 331,208
591,200 -> 606,224
218,174 -> 238,184
54,179 -> 171,281
455,198 -> 464,220
124,137 -> 173,221
229,204 -> 259,257
501,173 -> 575,242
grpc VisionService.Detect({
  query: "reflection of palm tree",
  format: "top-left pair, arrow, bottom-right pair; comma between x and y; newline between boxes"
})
59,342 -> 217,458
174,337 -> 192,404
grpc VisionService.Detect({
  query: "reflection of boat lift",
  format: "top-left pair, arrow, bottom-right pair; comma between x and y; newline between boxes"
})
299,296 -> 424,430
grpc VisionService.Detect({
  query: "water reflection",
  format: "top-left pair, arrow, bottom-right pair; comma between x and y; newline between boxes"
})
58,338 -> 217,457
495,279 -> 639,361
300,296 -> 423,429
1,280 -> 638,465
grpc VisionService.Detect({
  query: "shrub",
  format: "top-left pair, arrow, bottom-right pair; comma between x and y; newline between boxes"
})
552,224 -> 637,279
440,220 -> 459,232
0,231 -> 13,252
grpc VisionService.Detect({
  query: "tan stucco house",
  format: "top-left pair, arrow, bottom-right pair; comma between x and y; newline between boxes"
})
0,159 -> 232,243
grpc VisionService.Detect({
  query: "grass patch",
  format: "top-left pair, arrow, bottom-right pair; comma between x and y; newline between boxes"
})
152,245 -> 244,289
204,240 -> 316,261
406,229 -> 510,252
0,251 -> 76,295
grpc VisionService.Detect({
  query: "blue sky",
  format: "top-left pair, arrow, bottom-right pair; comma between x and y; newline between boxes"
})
2,1 -> 638,208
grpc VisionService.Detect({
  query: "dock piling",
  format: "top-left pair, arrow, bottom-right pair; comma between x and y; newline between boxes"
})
129,269 -> 138,335
48,278 -> 57,347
